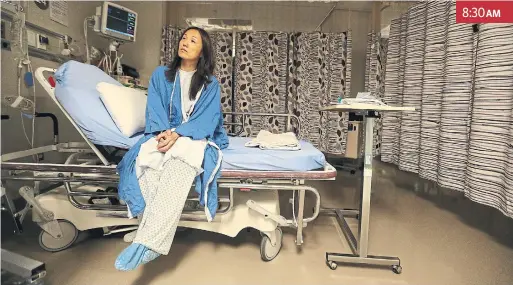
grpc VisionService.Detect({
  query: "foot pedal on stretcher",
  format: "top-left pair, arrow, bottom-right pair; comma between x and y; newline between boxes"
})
246,200 -> 288,227
18,186 -> 62,239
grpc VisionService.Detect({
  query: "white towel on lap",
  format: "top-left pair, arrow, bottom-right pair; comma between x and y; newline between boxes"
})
245,130 -> 301,151
136,136 -> 207,178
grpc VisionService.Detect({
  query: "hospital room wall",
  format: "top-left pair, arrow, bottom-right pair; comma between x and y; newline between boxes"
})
166,1 -> 372,97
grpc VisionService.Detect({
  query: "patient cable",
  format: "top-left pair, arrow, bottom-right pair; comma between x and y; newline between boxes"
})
20,61 -> 37,149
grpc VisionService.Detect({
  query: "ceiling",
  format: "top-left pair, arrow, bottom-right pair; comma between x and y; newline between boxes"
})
173,1 -> 377,12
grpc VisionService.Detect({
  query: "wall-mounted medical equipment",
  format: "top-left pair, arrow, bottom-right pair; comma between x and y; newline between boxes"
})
84,1 -> 137,77
2,2 -> 82,63
97,1 -> 137,43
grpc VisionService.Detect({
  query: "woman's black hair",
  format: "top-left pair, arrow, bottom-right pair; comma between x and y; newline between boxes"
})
165,26 -> 215,100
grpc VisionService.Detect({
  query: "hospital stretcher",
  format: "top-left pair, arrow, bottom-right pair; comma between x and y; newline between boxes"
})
0,65 -> 337,262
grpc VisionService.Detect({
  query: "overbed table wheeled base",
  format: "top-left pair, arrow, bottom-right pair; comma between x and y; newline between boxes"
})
321,104 -> 415,274
324,206 -> 401,274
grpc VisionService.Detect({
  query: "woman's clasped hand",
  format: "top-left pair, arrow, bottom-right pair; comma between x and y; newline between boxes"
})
155,130 -> 180,152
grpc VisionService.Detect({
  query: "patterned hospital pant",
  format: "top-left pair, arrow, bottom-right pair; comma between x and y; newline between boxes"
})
132,158 -> 196,255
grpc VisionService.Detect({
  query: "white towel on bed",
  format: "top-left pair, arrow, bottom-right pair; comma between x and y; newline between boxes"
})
245,130 -> 301,151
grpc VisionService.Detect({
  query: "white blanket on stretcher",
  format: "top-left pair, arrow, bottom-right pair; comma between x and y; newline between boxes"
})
245,130 -> 301,151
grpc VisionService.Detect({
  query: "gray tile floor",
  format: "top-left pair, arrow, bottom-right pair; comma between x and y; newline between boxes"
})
2,161 -> 513,285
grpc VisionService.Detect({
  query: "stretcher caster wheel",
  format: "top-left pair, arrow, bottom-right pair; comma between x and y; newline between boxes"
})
327,260 -> 338,270
39,220 -> 79,252
260,227 -> 283,262
392,265 -> 402,274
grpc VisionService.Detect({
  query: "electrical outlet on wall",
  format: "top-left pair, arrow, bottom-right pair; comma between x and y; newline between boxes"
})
36,34 -> 49,50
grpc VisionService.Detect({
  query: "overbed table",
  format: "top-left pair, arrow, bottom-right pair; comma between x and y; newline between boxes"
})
320,103 -> 415,274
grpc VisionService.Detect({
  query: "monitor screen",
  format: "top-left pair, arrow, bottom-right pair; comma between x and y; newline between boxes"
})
105,4 -> 136,38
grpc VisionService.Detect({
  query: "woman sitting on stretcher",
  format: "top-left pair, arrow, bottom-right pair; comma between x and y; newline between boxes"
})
114,27 -> 229,271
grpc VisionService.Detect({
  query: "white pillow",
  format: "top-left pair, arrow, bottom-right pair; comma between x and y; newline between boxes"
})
96,82 -> 147,137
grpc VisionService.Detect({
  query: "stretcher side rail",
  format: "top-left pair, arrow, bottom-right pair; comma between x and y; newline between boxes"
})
224,112 -> 301,138
1,161 -> 337,179
0,161 -> 334,210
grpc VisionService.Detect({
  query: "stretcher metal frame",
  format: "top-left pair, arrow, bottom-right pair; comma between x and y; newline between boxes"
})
0,67 -> 337,260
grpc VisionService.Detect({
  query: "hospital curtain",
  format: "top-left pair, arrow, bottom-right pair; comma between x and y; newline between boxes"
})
436,2 -> 475,190
345,31 -> 353,99
376,38 -> 388,157
160,26 -> 182,66
418,1 -> 450,182
364,32 -> 376,93
465,23 -> 513,217
209,32 -> 234,115
233,32 -> 289,137
318,32 -> 347,154
364,31 -> 388,157
381,16 -> 404,166
285,32 -> 348,153
380,0 -> 513,219
399,2 -> 428,174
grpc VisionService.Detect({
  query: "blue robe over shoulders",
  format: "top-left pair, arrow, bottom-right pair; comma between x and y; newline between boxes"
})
117,66 -> 229,221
